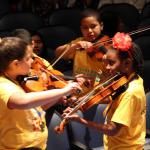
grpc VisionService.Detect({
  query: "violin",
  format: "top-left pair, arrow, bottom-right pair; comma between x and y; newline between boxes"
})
54,73 -> 128,134
86,35 -> 110,59
31,56 -> 68,89
17,56 -> 68,92
17,74 -> 47,92
19,56 -> 83,96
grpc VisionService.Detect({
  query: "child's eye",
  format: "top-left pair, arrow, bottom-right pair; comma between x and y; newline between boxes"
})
81,24 -> 97,30
81,26 -> 88,30
90,24 -> 97,29
108,60 -> 115,66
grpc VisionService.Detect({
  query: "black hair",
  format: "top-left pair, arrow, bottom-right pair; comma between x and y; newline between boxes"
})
10,28 -> 32,44
30,30 -> 49,60
0,37 -> 27,74
80,8 -> 102,23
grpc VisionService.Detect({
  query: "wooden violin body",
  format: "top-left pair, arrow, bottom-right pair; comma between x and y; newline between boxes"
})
19,56 -> 68,92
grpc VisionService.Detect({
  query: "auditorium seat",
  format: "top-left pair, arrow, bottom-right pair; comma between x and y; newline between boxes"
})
0,30 -> 10,38
134,35 -> 150,60
141,2 -> 150,20
37,26 -> 78,50
37,25 -> 78,72
68,104 -> 106,149
99,3 -> 140,33
0,12 -> 44,31
134,35 -> 150,92
48,8 -> 82,35
146,92 -> 150,136
46,111 -> 70,150
0,0 -> 11,18
137,18 -> 150,36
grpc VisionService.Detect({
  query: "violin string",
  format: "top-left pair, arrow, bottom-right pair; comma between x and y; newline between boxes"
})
40,68 -> 67,86
77,73 -> 120,104
67,73 -> 120,116
33,57 -> 67,85
68,83 -> 104,114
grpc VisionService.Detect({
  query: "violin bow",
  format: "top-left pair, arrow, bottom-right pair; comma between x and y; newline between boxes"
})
92,25 -> 150,46
51,26 -> 150,68
51,42 -> 72,67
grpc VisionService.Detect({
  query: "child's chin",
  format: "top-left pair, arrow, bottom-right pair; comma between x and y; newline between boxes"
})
89,37 -> 96,42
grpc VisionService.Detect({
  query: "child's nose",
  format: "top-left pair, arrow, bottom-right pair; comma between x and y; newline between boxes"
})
88,28 -> 93,33
106,64 -> 111,70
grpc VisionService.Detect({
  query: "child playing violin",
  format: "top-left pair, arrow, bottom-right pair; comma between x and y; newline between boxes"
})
63,32 -> 146,150
55,8 -> 110,90
10,28 -> 87,87
0,37 -> 82,150
10,28 -> 88,126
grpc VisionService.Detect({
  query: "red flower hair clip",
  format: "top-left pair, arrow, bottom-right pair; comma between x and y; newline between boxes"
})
112,32 -> 132,51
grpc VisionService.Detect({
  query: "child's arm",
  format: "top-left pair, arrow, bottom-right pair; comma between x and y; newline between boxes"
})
55,41 -> 93,60
77,118 -> 122,136
63,108 -> 122,136
55,43 -> 78,60
66,113 -> 122,136
7,82 -> 81,109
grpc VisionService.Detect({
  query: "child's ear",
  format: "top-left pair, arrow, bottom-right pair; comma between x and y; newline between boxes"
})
100,22 -> 104,31
8,60 -> 20,70
123,58 -> 132,71
12,60 -> 20,67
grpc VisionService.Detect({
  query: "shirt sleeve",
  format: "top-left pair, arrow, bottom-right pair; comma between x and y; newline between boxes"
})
111,92 -> 139,127
0,82 -> 24,106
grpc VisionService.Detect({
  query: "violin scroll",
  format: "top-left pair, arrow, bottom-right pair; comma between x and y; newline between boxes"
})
54,119 -> 68,134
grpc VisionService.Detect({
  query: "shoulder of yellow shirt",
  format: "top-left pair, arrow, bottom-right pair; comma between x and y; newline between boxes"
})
70,37 -> 84,44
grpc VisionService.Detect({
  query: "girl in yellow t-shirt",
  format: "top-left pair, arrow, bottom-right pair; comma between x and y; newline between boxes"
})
63,32 -> 146,150
0,37 -> 82,150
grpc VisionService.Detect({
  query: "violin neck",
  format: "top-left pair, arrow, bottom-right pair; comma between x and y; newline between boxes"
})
50,75 -> 75,81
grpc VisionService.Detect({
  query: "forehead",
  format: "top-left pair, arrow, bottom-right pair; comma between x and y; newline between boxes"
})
106,49 -> 119,59
81,16 -> 99,25
32,35 -> 41,40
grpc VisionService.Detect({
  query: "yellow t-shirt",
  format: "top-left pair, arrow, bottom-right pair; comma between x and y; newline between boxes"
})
104,76 -> 146,150
74,49 -> 109,82
69,37 -> 110,81
0,76 -> 48,150
72,37 -> 110,95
